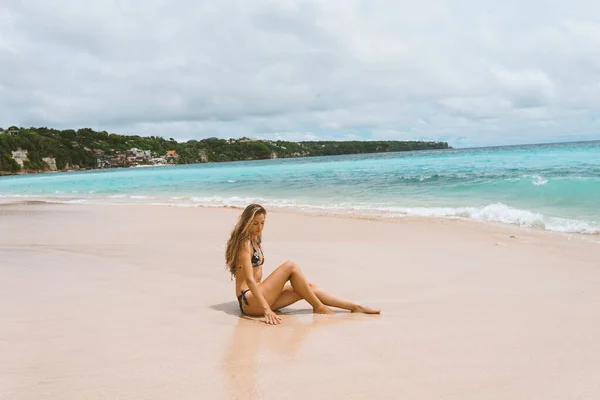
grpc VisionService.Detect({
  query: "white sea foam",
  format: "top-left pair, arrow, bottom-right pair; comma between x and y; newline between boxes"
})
531,175 -> 549,186
0,194 -> 41,198
387,203 -> 599,234
171,197 -> 600,234
2,194 -> 598,235
263,201 -> 599,234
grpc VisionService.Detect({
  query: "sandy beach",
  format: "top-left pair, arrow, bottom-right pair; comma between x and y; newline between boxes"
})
1,202 -> 599,399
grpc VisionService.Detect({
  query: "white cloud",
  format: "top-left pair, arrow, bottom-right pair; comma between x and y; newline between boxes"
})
1,0 -> 600,147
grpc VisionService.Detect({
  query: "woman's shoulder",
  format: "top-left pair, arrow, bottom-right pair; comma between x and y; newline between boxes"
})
240,240 -> 253,253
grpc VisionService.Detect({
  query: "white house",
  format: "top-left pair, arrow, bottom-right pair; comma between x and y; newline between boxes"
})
129,148 -> 151,160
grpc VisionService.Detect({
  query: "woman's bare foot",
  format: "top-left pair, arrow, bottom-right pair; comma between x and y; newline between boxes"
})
352,305 -> 381,314
313,305 -> 335,315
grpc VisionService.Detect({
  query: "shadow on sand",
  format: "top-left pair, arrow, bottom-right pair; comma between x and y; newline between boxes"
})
210,301 -> 332,319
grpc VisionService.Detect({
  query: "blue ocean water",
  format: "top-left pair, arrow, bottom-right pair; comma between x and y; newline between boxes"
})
1,141 -> 599,235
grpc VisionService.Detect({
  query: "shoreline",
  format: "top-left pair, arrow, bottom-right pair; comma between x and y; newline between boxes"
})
1,197 -> 599,242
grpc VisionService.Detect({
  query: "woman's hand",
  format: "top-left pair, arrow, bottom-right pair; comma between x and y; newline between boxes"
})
264,308 -> 282,325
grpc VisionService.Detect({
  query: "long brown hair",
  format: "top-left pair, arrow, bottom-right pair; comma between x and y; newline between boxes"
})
225,203 -> 266,276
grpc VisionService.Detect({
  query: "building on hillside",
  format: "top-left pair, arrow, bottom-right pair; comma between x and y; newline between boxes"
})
165,150 -> 179,163
107,151 -> 127,167
97,159 -> 111,168
149,157 -> 167,165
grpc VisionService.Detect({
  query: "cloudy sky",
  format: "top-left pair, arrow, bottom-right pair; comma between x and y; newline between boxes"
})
1,0 -> 600,147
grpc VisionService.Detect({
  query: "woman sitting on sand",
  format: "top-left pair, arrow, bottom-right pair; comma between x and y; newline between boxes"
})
225,203 -> 380,325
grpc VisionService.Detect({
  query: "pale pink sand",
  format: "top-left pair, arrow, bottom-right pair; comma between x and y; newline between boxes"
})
1,203 -> 599,399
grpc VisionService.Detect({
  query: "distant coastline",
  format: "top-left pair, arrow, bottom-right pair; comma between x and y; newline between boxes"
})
0,126 -> 450,176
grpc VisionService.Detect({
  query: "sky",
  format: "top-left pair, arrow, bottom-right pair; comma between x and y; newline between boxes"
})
1,1 -> 600,148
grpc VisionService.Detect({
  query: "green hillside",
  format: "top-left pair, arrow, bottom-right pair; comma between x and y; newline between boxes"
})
0,126 -> 450,175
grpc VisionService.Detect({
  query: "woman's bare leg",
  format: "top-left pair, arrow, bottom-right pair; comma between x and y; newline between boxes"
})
270,285 -> 302,310
312,284 -> 359,311
271,283 -> 381,314
315,285 -> 381,313
245,261 -> 333,315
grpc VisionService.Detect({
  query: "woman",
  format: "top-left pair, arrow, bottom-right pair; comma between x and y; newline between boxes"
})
225,203 -> 381,325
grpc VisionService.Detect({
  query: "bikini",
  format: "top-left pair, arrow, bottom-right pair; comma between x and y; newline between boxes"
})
237,243 -> 264,314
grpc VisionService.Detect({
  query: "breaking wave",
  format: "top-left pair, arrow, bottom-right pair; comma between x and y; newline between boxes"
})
2,194 -> 596,235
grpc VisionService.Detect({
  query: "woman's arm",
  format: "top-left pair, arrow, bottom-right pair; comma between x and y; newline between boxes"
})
239,241 -> 271,313
240,242 -> 281,324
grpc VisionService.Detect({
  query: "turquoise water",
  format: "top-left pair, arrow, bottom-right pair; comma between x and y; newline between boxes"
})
1,141 -> 599,234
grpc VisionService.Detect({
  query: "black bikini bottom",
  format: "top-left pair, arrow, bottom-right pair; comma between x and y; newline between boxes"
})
237,289 -> 250,314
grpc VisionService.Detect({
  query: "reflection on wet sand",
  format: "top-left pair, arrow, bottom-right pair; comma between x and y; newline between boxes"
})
221,312 -> 358,400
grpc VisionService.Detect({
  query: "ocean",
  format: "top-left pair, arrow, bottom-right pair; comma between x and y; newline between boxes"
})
1,140 -> 599,235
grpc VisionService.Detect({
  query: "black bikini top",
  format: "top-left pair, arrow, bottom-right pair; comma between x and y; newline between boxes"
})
251,243 -> 264,267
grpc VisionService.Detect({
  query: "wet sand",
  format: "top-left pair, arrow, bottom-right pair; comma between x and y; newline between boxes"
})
1,203 -> 599,399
